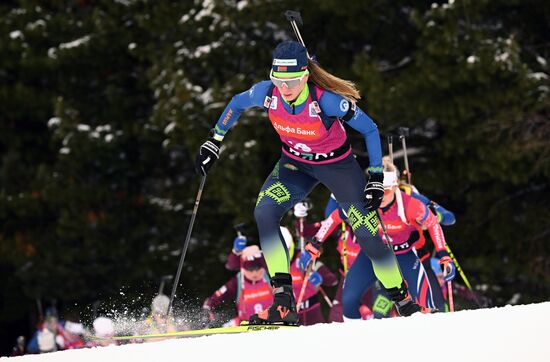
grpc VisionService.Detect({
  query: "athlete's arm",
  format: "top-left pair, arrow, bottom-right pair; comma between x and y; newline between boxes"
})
405,197 -> 447,252
202,277 -> 238,310
319,91 -> 383,170
212,80 -> 272,141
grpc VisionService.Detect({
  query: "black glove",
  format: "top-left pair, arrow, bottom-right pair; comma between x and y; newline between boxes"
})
195,132 -> 221,175
364,172 -> 384,211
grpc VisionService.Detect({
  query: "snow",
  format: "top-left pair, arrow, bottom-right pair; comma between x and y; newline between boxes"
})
466,55 -> 479,64
59,35 -> 91,50
9,30 -> 24,40
4,302 -> 549,361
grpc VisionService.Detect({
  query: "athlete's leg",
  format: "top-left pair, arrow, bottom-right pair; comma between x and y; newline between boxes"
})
250,157 -> 318,324
421,255 -> 447,311
342,252 -> 377,319
328,278 -> 344,322
313,155 -> 403,290
395,250 -> 435,309
254,156 -> 317,275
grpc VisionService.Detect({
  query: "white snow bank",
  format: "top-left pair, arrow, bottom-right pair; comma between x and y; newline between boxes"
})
4,302 -> 549,362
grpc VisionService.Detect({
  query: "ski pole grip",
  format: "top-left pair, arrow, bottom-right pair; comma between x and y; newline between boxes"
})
284,10 -> 303,25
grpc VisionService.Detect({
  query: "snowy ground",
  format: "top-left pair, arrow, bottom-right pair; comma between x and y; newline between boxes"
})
4,302 -> 549,362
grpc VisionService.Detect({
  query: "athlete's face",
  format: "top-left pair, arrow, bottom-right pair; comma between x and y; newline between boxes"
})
380,186 -> 397,208
243,267 -> 266,282
275,73 -> 309,102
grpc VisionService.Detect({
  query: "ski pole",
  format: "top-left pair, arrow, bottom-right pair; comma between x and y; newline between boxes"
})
445,244 -> 473,291
397,127 -> 411,184
296,261 -> 314,313
447,281 -> 454,312
341,222 -> 348,275
167,175 -> 207,316
284,10 -> 311,59
388,134 -> 394,164
299,217 -> 305,251
318,286 -> 334,308
445,243 -> 483,307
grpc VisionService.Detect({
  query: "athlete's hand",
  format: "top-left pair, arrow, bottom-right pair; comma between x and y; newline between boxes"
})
232,236 -> 247,254
195,132 -> 221,175
308,271 -> 323,287
293,201 -> 309,218
299,238 -> 322,270
438,255 -> 456,282
364,171 -> 384,211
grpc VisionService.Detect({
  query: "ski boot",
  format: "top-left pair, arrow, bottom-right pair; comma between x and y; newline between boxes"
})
249,273 -> 299,325
386,281 -> 434,316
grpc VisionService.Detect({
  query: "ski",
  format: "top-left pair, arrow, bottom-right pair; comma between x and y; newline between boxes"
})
99,323 -> 297,341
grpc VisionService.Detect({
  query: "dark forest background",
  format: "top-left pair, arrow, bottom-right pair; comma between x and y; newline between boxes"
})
1,0 -> 549,356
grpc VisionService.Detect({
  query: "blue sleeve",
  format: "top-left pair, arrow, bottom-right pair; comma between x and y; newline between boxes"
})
26,333 -> 39,354
324,194 -> 339,218
213,80 -> 272,139
319,91 -> 383,171
324,193 -> 347,220
411,192 -> 456,226
411,191 -> 431,205
434,204 -> 456,226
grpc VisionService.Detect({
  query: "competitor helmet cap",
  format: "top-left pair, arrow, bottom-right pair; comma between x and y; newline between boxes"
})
241,245 -> 265,270
151,294 -> 170,315
272,40 -> 309,75
93,317 -> 114,337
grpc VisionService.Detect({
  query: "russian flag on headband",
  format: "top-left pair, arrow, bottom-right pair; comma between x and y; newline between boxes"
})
278,66 -> 287,71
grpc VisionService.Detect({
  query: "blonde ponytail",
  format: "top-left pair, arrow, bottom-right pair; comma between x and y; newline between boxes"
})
308,59 -> 361,103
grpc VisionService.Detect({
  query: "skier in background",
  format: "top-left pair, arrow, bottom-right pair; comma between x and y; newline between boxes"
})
315,155 -> 457,316
203,245 -> 272,326
196,40 -> 426,325
284,224 -> 338,325
223,226 -> 337,325
339,161 -> 455,319
134,294 -> 177,339
86,316 -> 117,347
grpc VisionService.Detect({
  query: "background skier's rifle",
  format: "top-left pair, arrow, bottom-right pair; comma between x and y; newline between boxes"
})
284,10 -> 311,58
158,275 -> 173,295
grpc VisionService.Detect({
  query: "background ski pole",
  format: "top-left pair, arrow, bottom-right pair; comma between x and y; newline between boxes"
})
299,217 -> 305,251
167,175 -> 207,316
445,244 -> 472,291
398,127 -> 411,184
296,261 -> 314,313
284,10 -> 311,59
447,281 -> 455,312
318,286 -> 333,308
341,222 -> 348,275
388,134 -> 394,164
445,243 -> 482,307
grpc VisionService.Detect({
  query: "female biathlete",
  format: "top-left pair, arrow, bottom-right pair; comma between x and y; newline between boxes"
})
196,40 -> 424,324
